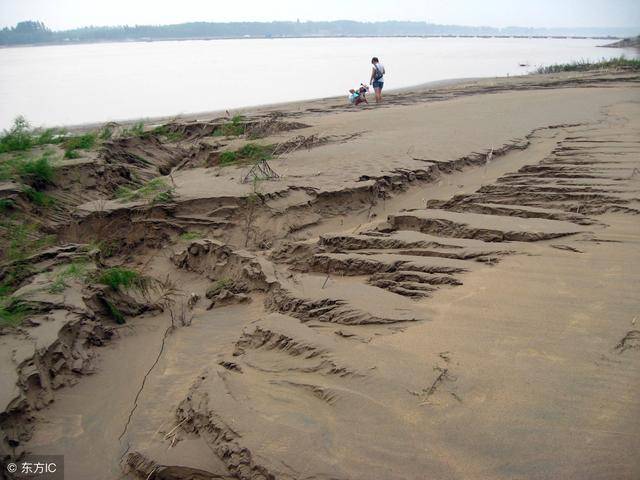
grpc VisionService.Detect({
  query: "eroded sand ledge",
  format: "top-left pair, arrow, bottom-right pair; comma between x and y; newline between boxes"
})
1,71 -> 639,479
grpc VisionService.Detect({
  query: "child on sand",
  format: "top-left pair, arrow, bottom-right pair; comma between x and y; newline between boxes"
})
348,84 -> 369,106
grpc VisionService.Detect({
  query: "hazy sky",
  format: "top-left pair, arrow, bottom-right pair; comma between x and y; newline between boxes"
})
1,0 -> 639,30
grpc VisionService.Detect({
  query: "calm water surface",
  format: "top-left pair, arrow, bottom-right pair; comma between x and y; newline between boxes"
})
0,37 -> 638,128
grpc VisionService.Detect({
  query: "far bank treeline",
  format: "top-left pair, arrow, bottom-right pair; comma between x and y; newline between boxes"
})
1,20 -> 635,46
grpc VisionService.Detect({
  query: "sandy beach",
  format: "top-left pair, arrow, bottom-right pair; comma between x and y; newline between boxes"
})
1,70 -> 639,479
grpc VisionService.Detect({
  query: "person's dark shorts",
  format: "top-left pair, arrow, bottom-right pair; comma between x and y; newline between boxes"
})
373,80 -> 384,90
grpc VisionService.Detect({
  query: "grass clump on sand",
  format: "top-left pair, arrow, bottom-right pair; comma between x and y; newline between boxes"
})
94,266 -> 151,324
116,177 -> 175,204
153,125 -> 184,142
96,267 -> 148,292
0,116 -> 65,154
218,142 -> 273,166
536,56 -> 640,74
214,115 -> 246,137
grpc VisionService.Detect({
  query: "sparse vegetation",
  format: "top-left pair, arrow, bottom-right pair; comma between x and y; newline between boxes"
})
536,56 -> 640,74
99,125 -> 114,140
179,231 -> 203,241
22,186 -> 55,207
206,278 -> 233,297
64,132 -> 97,158
0,295 -> 30,328
153,125 -> 184,142
116,177 -> 175,204
48,260 -> 90,294
0,199 -> 14,213
121,121 -> 145,138
0,153 -> 56,187
0,116 -> 65,154
103,298 -> 125,324
214,115 -> 246,137
80,240 -> 117,258
1,221 -> 55,263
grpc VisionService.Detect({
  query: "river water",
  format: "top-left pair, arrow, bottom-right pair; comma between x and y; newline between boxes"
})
0,36 -> 637,128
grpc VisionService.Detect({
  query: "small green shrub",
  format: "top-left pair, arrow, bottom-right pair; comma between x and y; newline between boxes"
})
0,117 -> 33,153
0,117 -> 65,154
237,143 -> 272,161
18,155 -> 55,185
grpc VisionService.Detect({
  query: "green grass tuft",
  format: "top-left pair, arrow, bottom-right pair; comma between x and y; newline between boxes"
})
97,267 -> 147,292
218,151 -> 238,165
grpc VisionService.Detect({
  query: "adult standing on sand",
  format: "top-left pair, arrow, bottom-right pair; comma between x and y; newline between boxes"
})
370,57 -> 385,103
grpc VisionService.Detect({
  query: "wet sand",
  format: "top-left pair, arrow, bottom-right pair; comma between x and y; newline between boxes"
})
1,70 -> 639,479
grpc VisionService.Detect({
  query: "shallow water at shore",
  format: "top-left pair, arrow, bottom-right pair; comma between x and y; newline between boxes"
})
0,36 -> 638,128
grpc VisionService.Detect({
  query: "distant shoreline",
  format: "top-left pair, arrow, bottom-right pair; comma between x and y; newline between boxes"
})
0,34 -> 623,50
